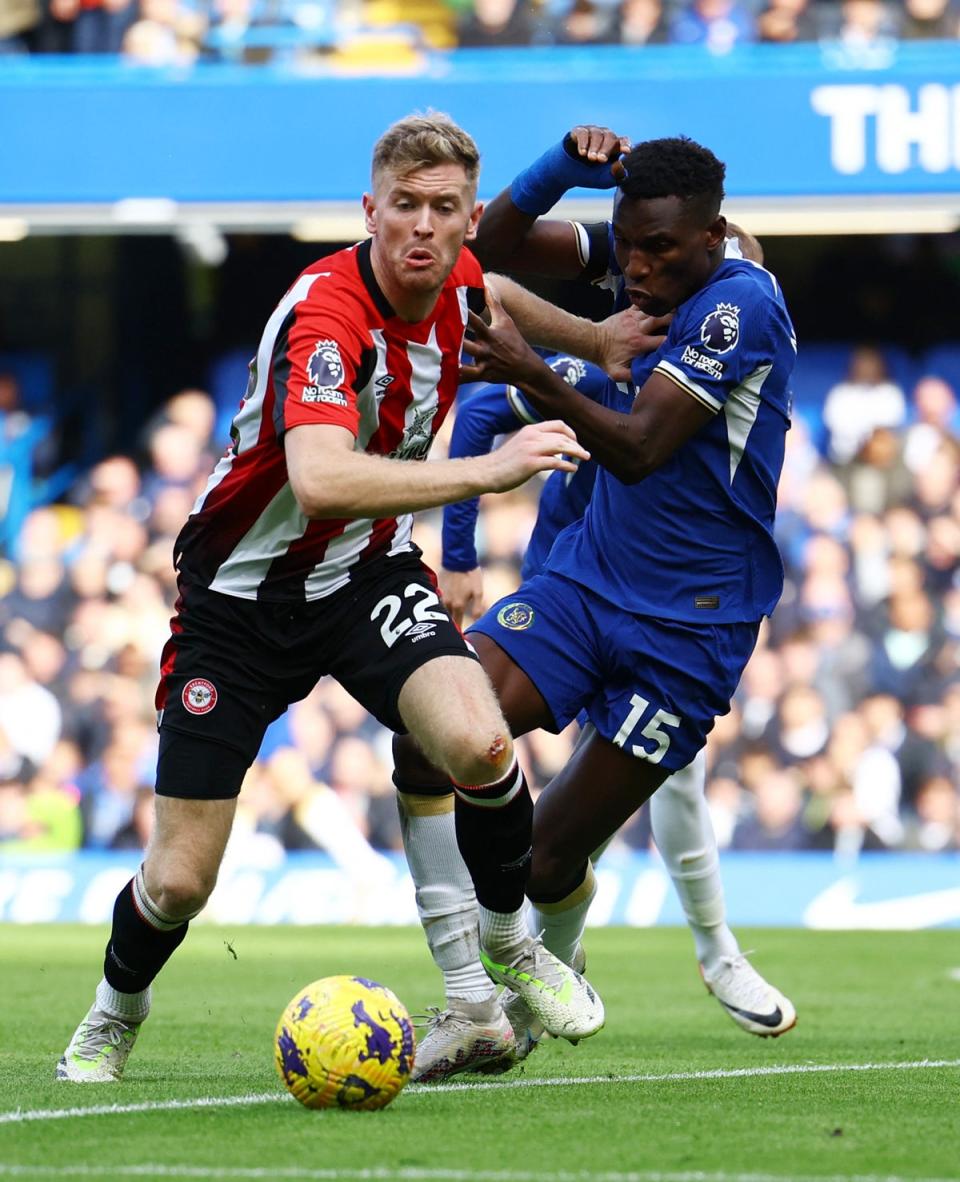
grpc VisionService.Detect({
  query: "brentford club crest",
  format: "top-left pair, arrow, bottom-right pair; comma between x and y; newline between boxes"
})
182,678 -> 218,715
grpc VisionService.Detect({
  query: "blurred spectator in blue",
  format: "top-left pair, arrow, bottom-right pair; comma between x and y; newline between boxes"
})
731,766 -> 814,851
10,623 -> 71,701
76,721 -> 155,848
553,0 -> 619,43
457,0 -> 542,45
140,421 -> 209,507
72,453 -> 150,521
839,427 -> 912,516
0,648 -> 61,771
869,587 -> 944,705
669,0 -> 755,52
911,437 -> 959,521
205,0 -> 272,62
809,787 -> 892,855
923,512 -> 960,595
756,0 -> 818,42
47,0 -> 137,52
0,553 -> 73,635
616,0 -> 667,43
764,684 -> 831,765
737,644 -> 784,742
0,372 -> 59,559
827,0 -> 899,48
907,773 -> 959,851
110,784 -> 156,850
0,0 -> 40,51
853,693 -> 907,845
903,376 -> 960,475
822,346 -> 907,466
121,0 -> 205,64
899,0 -> 960,38
776,466 -> 851,587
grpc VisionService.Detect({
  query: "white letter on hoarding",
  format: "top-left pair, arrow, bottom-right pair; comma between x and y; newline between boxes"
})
811,85 -> 879,175
10,870 -> 74,922
877,84 -> 951,173
953,84 -> 960,168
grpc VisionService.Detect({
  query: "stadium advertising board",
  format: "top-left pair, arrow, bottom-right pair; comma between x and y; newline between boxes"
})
1,44 -> 959,205
2,852 -> 958,928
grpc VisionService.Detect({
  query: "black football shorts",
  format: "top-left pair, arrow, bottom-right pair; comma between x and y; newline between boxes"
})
155,550 -> 478,798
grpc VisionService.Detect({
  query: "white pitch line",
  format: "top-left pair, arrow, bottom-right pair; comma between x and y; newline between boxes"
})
1,1167 -> 960,1182
2,1059 -> 958,1127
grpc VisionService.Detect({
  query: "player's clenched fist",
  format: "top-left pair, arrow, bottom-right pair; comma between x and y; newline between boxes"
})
565,125 -> 632,167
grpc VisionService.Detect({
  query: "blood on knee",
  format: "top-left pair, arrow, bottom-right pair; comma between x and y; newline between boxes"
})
488,734 -> 508,762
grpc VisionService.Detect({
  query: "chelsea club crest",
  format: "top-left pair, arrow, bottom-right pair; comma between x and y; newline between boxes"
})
497,602 -> 535,631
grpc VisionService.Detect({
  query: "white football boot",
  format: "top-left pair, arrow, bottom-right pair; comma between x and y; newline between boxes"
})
480,936 -> 602,1043
56,1006 -> 141,1082
411,1000 -> 516,1083
701,953 -> 797,1038
497,943 -> 586,1064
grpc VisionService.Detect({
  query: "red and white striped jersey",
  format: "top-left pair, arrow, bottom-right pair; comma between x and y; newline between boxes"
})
175,239 -> 485,602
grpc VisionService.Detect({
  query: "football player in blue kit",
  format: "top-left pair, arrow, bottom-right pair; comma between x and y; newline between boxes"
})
396,128 -> 798,1081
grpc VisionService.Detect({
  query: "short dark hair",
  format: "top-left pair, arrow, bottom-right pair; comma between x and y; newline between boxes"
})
618,136 -> 725,220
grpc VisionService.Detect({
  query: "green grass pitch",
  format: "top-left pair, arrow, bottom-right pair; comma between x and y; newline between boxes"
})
2,924 -> 958,1182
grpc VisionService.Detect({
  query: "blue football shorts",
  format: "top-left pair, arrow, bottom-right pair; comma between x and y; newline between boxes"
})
468,573 -> 760,773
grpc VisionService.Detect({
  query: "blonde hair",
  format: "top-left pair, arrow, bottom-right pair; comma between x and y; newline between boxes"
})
371,111 -> 480,189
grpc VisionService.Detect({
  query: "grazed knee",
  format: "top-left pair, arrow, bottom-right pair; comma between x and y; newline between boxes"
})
448,731 -> 514,788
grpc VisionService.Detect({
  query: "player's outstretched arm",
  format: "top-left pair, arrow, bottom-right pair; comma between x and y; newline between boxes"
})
473,126 -> 630,276
486,275 -> 666,377
285,420 -> 588,518
443,381 -> 530,578
462,291 -> 710,485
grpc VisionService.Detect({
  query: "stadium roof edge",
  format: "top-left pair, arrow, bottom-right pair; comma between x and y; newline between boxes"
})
0,195 -> 958,240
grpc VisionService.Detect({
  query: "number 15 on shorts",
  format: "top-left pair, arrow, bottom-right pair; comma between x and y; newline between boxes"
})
612,693 -> 681,764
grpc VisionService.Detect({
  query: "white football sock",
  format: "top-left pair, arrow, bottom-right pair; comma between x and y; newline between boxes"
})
650,750 -> 740,972
95,977 -> 151,1022
478,905 -> 529,959
529,863 -> 596,966
396,791 -> 495,1005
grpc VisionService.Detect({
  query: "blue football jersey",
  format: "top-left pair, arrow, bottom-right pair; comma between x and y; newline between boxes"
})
442,356 -> 623,578
546,252 -> 797,623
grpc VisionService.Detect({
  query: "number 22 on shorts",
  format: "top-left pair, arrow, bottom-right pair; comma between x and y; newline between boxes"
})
371,583 -> 447,648
612,693 -> 681,764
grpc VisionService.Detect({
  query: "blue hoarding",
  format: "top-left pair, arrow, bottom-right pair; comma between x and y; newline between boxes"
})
2,43 -> 960,205
2,850 -> 958,927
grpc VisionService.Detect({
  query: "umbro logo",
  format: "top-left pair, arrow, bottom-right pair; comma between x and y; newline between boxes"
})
375,375 -> 395,389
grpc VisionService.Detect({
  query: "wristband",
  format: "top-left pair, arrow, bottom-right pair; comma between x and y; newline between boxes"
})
509,135 -> 621,217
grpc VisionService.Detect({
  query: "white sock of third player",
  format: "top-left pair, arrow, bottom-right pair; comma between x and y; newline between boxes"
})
396,790 -> 496,1007
650,751 -> 740,974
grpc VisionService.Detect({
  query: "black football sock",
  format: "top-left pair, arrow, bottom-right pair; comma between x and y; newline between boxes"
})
453,758 -> 533,915
103,868 -> 193,995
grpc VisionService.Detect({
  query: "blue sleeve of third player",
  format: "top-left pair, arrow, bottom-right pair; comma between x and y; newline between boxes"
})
442,383 -> 532,571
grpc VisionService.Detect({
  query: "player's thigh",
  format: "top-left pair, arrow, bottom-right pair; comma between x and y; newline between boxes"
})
468,575 -> 603,735
530,728 -> 667,896
589,615 -> 761,773
156,582 -> 317,773
470,632 -> 555,736
392,627 -> 556,786
398,652 -> 510,777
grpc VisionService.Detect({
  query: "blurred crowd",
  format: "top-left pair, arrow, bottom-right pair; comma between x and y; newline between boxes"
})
0,0 -> 958,65
0,341 -> 959,865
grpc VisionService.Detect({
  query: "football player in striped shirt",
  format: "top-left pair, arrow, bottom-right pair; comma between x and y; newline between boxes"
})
57,111 -> 603,1084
